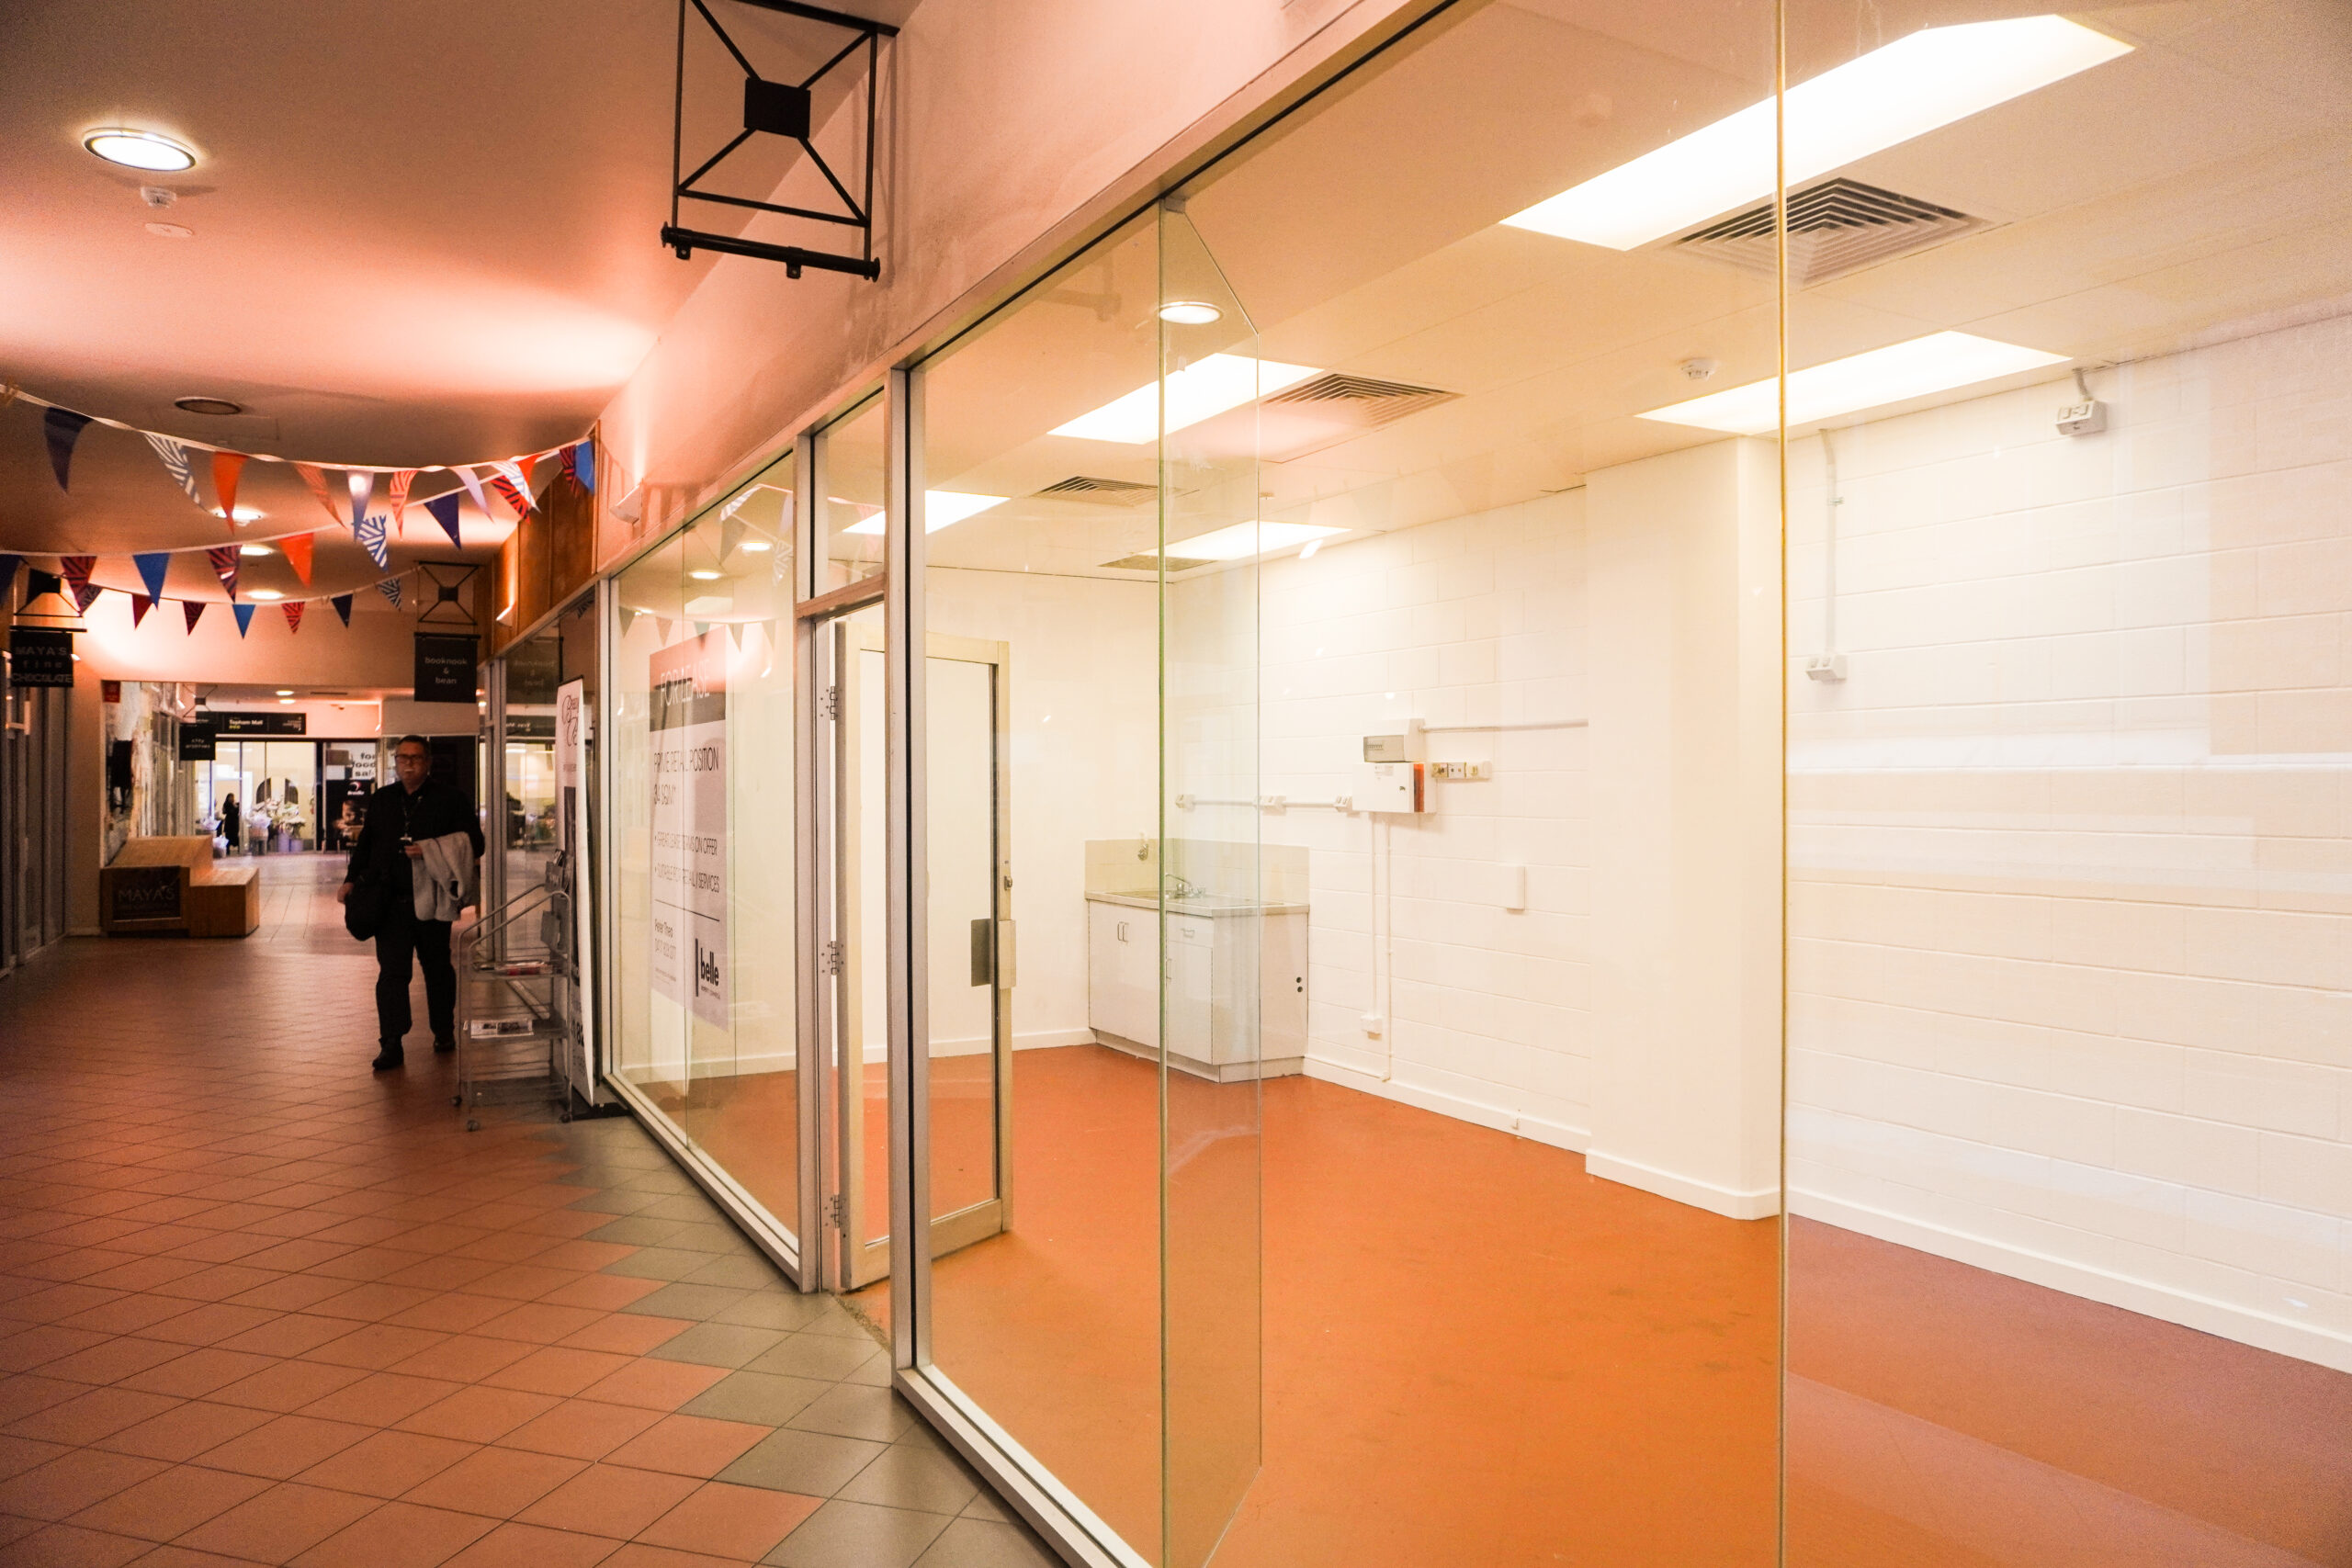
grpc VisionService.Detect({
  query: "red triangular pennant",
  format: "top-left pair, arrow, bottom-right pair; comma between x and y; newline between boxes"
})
282,603 -> 305,634
184,600 -> 207,633
389,470 -> 415,536
212,451 -> 246,525
282,533 -> 314,586
130,593 -> 153,627
294,464 -> 345,527
205,545 -> 240,600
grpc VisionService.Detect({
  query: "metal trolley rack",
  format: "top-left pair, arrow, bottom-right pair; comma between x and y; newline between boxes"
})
454,860 -> 578,1129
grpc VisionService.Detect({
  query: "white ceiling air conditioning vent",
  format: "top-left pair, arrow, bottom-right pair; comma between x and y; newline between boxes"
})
1260,373 -> 1459,461
1673,178 -> 1991,286
1098,551 -> 1215,573
1031,475 -> 1159,506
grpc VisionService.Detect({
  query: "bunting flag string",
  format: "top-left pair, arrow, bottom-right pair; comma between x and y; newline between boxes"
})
205,546 -> 241,601
232,604 -> 255,638
282,533 -> 315,586
388,470 -> 414,536
130,594 -> 153,628
486,463 -> 532,520
142,434 -> 204,509
132,551 -> 170,603
43,408 -> 91,491
377,577 -> 402,609
331,593 -> 354,626
60,556 -> 98,613
211,452 -> 246,525
423,492 -> 463,547
281,603 -> 305,635
559,444 -> 581,488
294,464 -> 345,527
184,601 -> 206,634
356,513 -> 389,569
346,470 -> 376,534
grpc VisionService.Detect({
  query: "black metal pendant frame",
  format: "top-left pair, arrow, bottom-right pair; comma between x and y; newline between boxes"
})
662,0 -> 898,281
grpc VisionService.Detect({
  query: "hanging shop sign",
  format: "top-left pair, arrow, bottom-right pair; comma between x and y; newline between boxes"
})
649,632 -> 728,1030
7,627 -> 74,687
212,712 -> 308,736
414,632 -> 479,703
177,725 -> 218,761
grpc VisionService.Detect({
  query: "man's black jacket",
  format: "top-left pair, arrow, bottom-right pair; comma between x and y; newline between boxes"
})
345,779 -> 485,894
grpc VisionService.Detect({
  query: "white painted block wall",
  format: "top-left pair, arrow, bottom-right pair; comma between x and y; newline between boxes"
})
1787,310 -> 2352,1371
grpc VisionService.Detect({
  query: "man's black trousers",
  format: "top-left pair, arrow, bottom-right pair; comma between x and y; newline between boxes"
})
375,900 -> 456,1045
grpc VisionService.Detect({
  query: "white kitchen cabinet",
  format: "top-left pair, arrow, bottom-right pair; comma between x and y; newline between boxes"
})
1084,893 -> 1307,1080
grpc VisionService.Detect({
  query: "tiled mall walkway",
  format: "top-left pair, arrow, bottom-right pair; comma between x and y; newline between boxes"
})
0,871 -> 1050,1568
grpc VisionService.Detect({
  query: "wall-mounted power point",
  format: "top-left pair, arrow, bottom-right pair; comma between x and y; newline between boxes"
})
1360,1011 -> 1385,1037
1429,761 -> 1490,781
1804,652 -> 1848,682
2056,398 -> 2106,436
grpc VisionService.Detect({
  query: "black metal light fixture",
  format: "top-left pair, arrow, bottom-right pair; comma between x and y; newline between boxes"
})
662,0 -> 898,281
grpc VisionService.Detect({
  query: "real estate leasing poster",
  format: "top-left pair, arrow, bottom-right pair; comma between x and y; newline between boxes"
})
650,633 -> 728,1028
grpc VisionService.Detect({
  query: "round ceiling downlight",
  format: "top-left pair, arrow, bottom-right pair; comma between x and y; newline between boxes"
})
84,130 -> 196,171
1158,300 -> 1224,326
175,397 -> 243,416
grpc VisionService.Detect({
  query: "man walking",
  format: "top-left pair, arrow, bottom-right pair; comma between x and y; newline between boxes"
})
338,735 -> 483,1070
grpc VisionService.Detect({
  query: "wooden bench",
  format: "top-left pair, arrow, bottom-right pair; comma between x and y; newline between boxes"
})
98,836 -> 256,938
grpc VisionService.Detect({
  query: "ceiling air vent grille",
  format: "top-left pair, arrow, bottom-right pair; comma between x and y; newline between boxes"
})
1099,553 -> 1212,573
1031,475 -> 1158,506
1673,178 -> 1991,286
1260,373 -> 1458,460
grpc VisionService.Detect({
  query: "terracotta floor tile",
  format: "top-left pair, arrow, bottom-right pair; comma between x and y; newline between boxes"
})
118,1347 -> 278,1400
381,1295 -> 516,1337
293,1429 -> 479,1499
34,1337 -> 188,1387
91,1400 -> 274,1463
0,1433 -> 71,1482
53,1294 -> 192,1337
450,1234 -> 560,1267
209,1359 -> 368,1415
297,1371 -> 467,1427
483,1348 -> 631,1399
380,1256 -> 508,1294
74,1258 -> 214,1295
514,1461 -> 698,1540
111,1544 -> 277,1568
379,1226 -> 494,1259
0,1521 -> 154,1567
307,1246 -> 435,1284
436,1520 -> 623,1568
65,1462 -> 274,1540
196,1412 -> 376,1479
5,1386 -> 184,1445
160,1231 -> 280,1266
288,1499 -> 496,1568
140,1303 -> 287,1348
556,1316 -> 689,1358
600,1416 -> 771,1479
540,1277 -> 668,1314
236,1238 -> 359,1274
526,1242 -> 638,1274
301,1323 -> 451,1371
0,1448 -> 166,1520
210,1314 -> 351,1359
155,1266 -> 286,1305
471,1303 -> 604,1346
592,1543 -> 742,1568
495,1398 -> 664,1462
508,1210 -> 614,1242
0,1373 -> 92,1425
401,1445 -> 585,1518
395,1386 -> 562,1445
304,1283 -> 441,1325
0,1324 -> 111,1372
175,1479 -> 382,1562
637,1480 -> 820,1559
385,1337 -> 537,1385
574,1361 -> 729,1414
220,1274 -> 356,1315
462,1266 -> 583,1304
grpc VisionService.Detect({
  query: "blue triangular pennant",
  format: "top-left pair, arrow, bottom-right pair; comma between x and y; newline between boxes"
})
424,492 -> 463,547
377,577 -> 402,609
332,593 -> 354,626
132,551 -> 171,603
43,408 -> 92,491
232,604 -> 255,637
356,512 -> 389,568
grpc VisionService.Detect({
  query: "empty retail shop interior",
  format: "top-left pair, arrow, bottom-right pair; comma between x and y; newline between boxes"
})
4,0 -> 2348,1565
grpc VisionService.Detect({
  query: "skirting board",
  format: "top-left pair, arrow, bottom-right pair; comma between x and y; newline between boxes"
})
1586,1150 -> 1782,1222
1303,1055 -> 1588,1155
1794,1189 -> 2352,1376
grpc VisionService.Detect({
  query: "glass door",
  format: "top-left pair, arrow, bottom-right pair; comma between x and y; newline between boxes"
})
822,610 -> 891,1288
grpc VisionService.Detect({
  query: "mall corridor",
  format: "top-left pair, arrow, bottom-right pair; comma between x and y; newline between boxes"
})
0,863 -> 1045,1568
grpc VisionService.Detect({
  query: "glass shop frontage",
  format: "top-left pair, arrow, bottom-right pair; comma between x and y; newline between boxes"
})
528,2 -> 2352,1562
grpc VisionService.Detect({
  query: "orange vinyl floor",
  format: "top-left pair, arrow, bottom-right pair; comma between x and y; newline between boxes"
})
835,1044 -> 2352,1568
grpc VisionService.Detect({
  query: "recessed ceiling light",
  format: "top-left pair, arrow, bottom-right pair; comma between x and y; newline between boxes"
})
246,589 -> 284,601
1154,521 -> 1345,562
1051,355 -> 1321,444
687,570 -> 722,581
239,544 -> 273,558
145,222 -> 194,240
175,397 -> 243,416
214,505 -> 264,523
84,128 -> 196,172
278,698 -> 295,705
738,539 -> 774,552
842,491 -> 1008,536
275,689 -> 294,696
1158,301 -> 1223,326
1502,16 -> 2131,250
1637,332 -> 2067,434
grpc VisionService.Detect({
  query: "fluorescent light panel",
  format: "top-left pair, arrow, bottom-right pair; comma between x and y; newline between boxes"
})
1051,355 -> 1322,445
1157,522 -> 1345,562
1503,16 -> 2131,251
841,491 -> 1007,536
1638,332 -> 2067,434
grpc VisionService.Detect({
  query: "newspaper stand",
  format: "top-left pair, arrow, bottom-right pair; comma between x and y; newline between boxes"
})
454,874 -> 567,1130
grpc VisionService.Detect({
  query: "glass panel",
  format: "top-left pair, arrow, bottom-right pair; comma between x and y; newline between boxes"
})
1781,3 -> 2352,1563
824,395 -> 888,590
503,632 -> 560,895
917,212 -> 1167,1560
1169,4 -> 1781,1562
612,533 -> 688,1105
